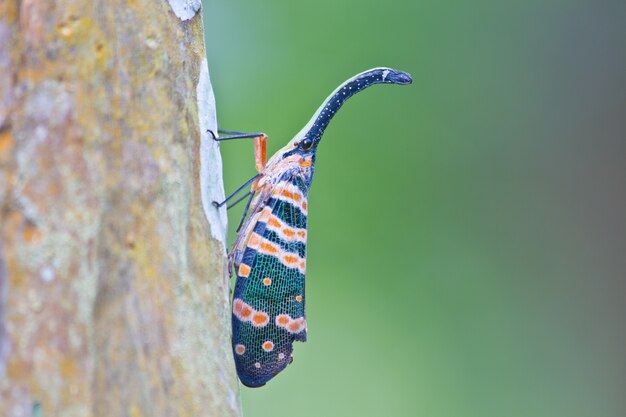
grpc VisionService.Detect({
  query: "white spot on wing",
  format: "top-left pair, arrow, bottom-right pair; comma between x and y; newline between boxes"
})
382,69 -> 390,81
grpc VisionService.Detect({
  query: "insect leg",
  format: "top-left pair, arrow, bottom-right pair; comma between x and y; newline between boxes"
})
253,134 -> 267,172
208,129 -> 268,173
212,173 -> 260,208
208,129 -> 267,142
235,191 -> 256,232
226,190 -> 253,211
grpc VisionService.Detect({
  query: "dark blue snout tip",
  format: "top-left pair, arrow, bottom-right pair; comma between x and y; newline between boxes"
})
386,69 -> 412,85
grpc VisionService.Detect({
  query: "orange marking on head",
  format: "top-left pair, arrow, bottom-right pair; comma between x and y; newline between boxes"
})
252,311 -> 269,327
260,241 -> 279,254
247,233 -> 261,250
299,158 -> 312,168
295,295 -> 303,303
262,341 -> 274,352
263,277 -> 272,286
275,314 -> 290,327
238,264 -> 251,278
280,155 -> 301,165
235,344 -> 246,355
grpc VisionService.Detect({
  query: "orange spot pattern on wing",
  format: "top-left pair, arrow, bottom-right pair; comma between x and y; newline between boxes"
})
233,298 -> 253,321
275,314 -> 290,326
282,189 -> 302,202
293,318 -> 307,333
283,254 -> 298,265
287,321 -> 301,333
279,252 -> 306,273
275,313 -> 307,334
232,175 -> 311,376
267,217 -> 281,228
233,299 -> 244,315
259,241 -> 279,255
247,233 -> 262,250
259,206 -> 272,223
233,298 -> 269,328
280,253 -> 306,274
252,311 -> 270,327
238,263 -> 251,278
265,215 -> 307,243
272,183 -> 305,206
240,305 -> 253,320
253,234 -> 306,273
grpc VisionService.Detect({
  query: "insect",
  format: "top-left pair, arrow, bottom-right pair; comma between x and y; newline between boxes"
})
213,67 -> 412,387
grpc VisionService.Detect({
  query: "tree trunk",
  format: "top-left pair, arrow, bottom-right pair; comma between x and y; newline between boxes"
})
0,1 -> 240,416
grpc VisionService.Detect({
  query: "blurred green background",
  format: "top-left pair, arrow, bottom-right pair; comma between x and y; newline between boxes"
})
204,1 -> 625,416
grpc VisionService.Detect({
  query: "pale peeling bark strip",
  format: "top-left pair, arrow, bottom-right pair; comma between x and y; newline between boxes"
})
167,0 -> 203,21
198,58 -> 228,248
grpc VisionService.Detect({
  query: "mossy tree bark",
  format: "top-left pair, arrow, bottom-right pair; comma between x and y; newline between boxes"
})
0,1 -> 240,416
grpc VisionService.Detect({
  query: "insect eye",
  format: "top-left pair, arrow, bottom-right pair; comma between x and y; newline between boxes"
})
300,138 -> 313,150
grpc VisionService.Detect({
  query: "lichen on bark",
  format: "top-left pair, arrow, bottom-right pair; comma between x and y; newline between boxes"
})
0,1 -> 239,416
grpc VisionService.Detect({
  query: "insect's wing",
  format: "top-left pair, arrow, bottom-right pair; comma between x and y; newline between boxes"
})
232,174 -> 309,387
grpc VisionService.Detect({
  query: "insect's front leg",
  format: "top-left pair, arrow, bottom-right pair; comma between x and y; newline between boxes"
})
254,134 -> 267,172
208,129 -> 265,143
212,174 -> 260,209
207,129 -> 268,212
207,129 -> 268,174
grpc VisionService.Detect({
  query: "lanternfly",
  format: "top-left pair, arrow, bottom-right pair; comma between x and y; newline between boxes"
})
212,68 -> 412,387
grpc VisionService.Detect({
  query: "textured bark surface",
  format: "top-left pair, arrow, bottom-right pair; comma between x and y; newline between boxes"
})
0,1 -> 239,416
